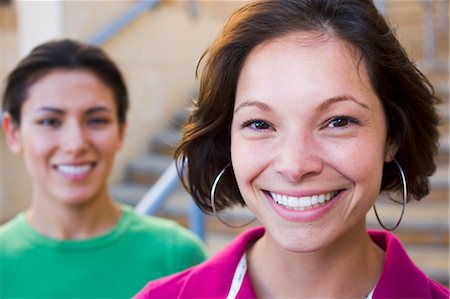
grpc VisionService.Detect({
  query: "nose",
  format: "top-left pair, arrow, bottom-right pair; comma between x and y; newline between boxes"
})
61,121 -> 89,154
273,132 -> 323,182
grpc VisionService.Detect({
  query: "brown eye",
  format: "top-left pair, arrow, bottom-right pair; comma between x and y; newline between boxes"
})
88,118 -> 110,126
38,118 -> 61,127
329,117 -> 349,127
326,116 -> 359,129
242,119 -> 273,130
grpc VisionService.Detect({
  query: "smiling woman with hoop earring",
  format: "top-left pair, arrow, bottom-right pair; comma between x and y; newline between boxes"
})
135,0 -> 448,298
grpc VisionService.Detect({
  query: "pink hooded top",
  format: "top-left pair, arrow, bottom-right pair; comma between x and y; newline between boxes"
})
135,227 -> 449,299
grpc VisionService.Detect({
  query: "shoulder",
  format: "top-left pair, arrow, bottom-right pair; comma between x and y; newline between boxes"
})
119,205 -> 208,266
120,205 -> 188,237
369,230 -> 449,299
429,279 -> 450,298
134,226 -> 265,298
0,214 -> 27,250
0,214 -> 22,234
134,267 -> 194,299
134,245 -> 228,299
121,205 -> 204,246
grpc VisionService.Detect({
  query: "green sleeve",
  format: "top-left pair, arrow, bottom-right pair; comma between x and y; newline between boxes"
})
169,224 -> 209,272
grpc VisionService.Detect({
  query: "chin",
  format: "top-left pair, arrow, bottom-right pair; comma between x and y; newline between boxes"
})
55,190 -> 100,207
269,226 -> 336,253
280,238 -> 328,253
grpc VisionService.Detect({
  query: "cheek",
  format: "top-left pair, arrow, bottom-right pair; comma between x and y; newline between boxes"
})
20,138 -> 53,178
231,137 -> 269,190
92,131 -> 122,155
230,139 -> 246,183
21,134 -> 54,159
331,142 -> 385,198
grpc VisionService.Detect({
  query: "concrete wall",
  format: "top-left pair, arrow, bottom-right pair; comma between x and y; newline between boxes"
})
0,3 -> 30,222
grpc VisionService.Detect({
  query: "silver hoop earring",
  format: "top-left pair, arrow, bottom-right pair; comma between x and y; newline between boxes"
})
373,159 -> 408,231
211,164 -> 256,229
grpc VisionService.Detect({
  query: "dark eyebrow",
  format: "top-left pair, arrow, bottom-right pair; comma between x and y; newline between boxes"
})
317,95 -> 370,112
86,106 -> 113,115
234,101 -> 272,113
37,107 -> 64,115
36,106 -> 113,115
234,95 -> 370,113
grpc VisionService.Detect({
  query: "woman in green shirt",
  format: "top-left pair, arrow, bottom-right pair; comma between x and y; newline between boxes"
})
0,39 -> 207,299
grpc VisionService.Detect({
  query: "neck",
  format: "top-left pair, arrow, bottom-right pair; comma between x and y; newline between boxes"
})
247,223 -> 384,299
27,187 -> 121,240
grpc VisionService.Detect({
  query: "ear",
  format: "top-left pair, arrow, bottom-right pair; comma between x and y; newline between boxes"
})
2,112 -> 23,154
116,122 -> 127,150
384,138 -> 399,163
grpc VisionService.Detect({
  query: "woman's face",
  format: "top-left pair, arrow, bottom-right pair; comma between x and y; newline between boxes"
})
231,32 -> 396,252
3,69 -> 125,207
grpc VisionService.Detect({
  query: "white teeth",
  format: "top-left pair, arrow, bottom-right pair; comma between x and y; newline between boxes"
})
57,164 -> 91,175
288,196 -> 299,207
318,194 -> 325,203
299,196 -> 311,207
270,191 -> 337,210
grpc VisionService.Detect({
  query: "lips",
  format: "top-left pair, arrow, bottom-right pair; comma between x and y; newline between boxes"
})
269,190 -> 340,210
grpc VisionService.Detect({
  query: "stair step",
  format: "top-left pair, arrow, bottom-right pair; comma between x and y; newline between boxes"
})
406,245 -> 449,286
367,201 -> 448,245
111,181 -> 188,209
125,154 -> 173,185
436,137 -> 449,165
149,130 -> 181,156
111,183 -> 150,207
419,58 -> 450,80
438,101 -> 449,118
169,109 -> 189,130
436,82 -> 449,103
429,164 -> 449,193
424,163 -> 449,202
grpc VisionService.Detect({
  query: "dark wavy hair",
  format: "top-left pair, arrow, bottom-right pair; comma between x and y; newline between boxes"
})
2,38 -> 128,126
175,0 -> 440,213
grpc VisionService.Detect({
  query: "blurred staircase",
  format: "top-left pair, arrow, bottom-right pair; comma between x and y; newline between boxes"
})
112,1 -> 449,287
367,58 -> 449,286
111,110 -> 185,208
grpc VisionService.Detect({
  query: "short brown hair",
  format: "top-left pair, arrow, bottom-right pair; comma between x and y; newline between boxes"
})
2,39 -> 128,126
175,0 -> 440,213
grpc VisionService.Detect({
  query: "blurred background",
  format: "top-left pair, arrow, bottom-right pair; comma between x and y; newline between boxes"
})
0,0 -> 448,287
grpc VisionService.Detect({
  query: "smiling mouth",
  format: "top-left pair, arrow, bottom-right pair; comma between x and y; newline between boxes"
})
55,163 -> 95,175
268,190 -> 341,210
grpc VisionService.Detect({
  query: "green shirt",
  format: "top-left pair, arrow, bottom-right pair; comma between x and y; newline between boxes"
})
0,205 -> 208,298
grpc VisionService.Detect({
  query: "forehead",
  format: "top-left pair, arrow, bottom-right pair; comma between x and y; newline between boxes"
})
235,31 -> 374,106
23,69 -> 116,112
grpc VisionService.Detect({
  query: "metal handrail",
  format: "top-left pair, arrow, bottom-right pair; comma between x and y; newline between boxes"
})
89,0 -> 160,46
134,160 -> 205,240
134,161 -> 179,215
